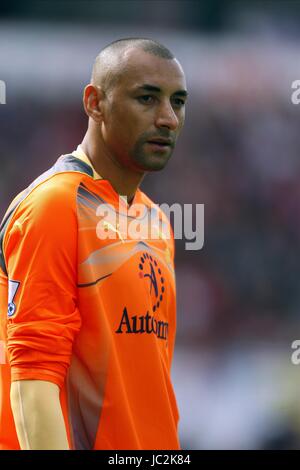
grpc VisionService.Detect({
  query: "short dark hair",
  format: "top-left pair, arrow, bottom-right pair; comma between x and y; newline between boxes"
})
91,38 -> 176,91
100,37 -> 175,60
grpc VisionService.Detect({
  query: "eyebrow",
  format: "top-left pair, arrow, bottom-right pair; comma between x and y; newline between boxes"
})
135,84 -> 188,98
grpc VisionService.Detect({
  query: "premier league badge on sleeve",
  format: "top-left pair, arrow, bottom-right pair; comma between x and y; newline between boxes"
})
7,280 -> 20,317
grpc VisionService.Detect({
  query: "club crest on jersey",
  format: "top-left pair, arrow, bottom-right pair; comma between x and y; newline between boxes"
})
138,253 -> 165,313
115,253 -> 169,341
7,280 -> 20,317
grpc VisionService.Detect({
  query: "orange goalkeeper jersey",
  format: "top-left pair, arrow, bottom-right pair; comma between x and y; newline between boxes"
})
0,147 -> 179,450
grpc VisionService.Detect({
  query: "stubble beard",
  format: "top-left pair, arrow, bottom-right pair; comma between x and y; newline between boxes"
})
130,139 -> 174,172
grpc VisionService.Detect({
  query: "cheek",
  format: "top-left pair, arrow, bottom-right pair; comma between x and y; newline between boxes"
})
104,113 -> 138,153
175,114 -> 185,136
105,99 -> 150,153
178,110 -> 185,127
109,103 -> 139,136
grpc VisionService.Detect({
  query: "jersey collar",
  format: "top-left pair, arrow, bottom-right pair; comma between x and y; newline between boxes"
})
72,145 -> 134,206
72,145 -> 103,180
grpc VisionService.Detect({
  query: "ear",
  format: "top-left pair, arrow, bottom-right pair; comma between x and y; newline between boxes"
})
83,84 -> 105,123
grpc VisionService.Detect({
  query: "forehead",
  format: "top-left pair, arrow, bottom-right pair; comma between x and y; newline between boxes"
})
116,48 -> 186,92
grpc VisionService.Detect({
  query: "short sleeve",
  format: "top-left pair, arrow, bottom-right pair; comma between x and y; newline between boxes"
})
3,177 -> 81,388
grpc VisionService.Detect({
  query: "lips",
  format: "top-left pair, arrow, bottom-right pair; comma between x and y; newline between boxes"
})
147,138 -> 172,146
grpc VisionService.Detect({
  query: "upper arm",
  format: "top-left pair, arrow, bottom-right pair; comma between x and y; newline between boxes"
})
4,180 -> 81,388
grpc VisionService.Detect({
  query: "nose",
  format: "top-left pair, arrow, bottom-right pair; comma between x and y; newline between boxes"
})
155,100 -> 179,131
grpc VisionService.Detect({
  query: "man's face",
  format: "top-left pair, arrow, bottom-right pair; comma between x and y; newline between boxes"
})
101,49 -> 187,173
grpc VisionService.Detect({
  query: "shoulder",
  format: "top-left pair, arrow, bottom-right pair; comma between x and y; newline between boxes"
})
14,171 -> 84,224
2,156 -> 91,256
5,153 -> 93,222
25,154 -> 93,208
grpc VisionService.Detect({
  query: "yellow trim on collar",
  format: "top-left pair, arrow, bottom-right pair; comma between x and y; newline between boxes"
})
72,145 -> 102,180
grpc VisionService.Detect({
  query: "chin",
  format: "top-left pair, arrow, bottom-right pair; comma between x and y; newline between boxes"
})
134,153 -> 172,172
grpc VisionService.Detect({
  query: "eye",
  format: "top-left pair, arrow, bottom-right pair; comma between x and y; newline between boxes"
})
137,95 -> 156,104
172,97 -> 185,108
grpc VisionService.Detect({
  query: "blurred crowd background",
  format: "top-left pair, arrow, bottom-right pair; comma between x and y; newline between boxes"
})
1,0 -> 300,449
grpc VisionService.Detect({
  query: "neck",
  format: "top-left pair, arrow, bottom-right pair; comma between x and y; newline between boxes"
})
80,128 -> 144,204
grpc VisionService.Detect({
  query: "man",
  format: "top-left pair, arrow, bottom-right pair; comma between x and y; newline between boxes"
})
0,37 -> 187,450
